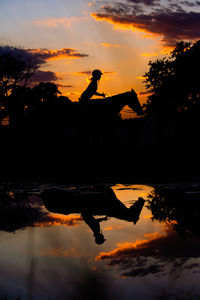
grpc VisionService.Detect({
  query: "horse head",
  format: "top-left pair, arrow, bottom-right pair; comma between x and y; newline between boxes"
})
128,89 -> 143,116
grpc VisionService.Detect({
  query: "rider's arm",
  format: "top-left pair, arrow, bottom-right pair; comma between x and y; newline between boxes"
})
94,91 -> 105,97
96,216 -> 109,223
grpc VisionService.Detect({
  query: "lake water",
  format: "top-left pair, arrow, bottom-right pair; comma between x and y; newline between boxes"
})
0,182 -> 200,300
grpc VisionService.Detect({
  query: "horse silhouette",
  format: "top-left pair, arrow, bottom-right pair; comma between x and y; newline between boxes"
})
78,89 -> 143,119
58,89 -> 143,125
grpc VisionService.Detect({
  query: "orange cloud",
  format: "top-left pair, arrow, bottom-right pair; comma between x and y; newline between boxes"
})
160,46 -> 173,54
100,43 -> 120,48
141,52 -> 159,57
33,17 -> 71,28
91,13 -> 151,34
27,48 -> 88,61
136,76 -> 145,80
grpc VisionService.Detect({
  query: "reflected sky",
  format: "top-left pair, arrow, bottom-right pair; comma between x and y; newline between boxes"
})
0,183 -> 200,299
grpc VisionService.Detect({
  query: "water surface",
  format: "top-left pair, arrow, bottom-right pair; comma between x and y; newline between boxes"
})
0,183 -> 200,299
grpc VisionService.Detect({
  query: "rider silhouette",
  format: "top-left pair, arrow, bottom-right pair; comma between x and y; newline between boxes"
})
81,212 -> 107,244
79,69 -> 105,104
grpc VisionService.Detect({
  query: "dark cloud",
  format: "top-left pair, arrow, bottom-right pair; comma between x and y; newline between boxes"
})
0,45 -> 45,64
139,91 -> 152,95
30,70 -> 60,83
76,71 -> 92,75
104,71 -> 116,74
121,257 -> 200,278
29,70 -> 74,87
0,45 -> 88,65
75,70 -> 115,75
181,1 -> 200,6
56,83 -> 73,88
127,0 -> 158,5
100,3 -> 144,15
122,264 -> 163,277
93,1 -> 200,46
29,71 -> 73,88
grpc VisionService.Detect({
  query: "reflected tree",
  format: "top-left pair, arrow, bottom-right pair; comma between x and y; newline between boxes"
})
147,186 -> 200,238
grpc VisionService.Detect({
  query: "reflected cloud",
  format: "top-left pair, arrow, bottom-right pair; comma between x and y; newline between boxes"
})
104,227 -> 113,231
39,247 -> 81,257
139,91 -> 152,95
34,214 -> 83,228
143,214 -> 153,219
116,187 -> 142,191
0,189 -> 83,232
97,229 -> 200,261
96,228 -> 200,277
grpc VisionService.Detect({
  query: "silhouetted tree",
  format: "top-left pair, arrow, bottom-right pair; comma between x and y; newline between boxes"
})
32,82 -> 61,105
144,41 -> 200,117
0,52 -> 41,100
0,48 -> 43,126
7,85 -> 32,127
57,95 -> 71,104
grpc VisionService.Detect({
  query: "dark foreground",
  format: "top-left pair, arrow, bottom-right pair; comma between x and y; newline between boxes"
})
0,116 -> 200,183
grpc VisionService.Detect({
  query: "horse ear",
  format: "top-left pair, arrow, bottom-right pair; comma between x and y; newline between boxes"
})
131,88 -> 136,95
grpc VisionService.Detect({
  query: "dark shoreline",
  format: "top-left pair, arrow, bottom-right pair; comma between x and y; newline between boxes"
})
1,117 -> 200,185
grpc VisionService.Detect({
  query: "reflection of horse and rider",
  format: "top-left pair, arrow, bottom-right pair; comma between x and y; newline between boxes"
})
81,197 -> 145,244
42,187 -> 145,245
79,69 -> 143,116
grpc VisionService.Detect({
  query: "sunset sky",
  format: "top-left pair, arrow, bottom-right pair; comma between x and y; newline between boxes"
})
1,0 -> 200,112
